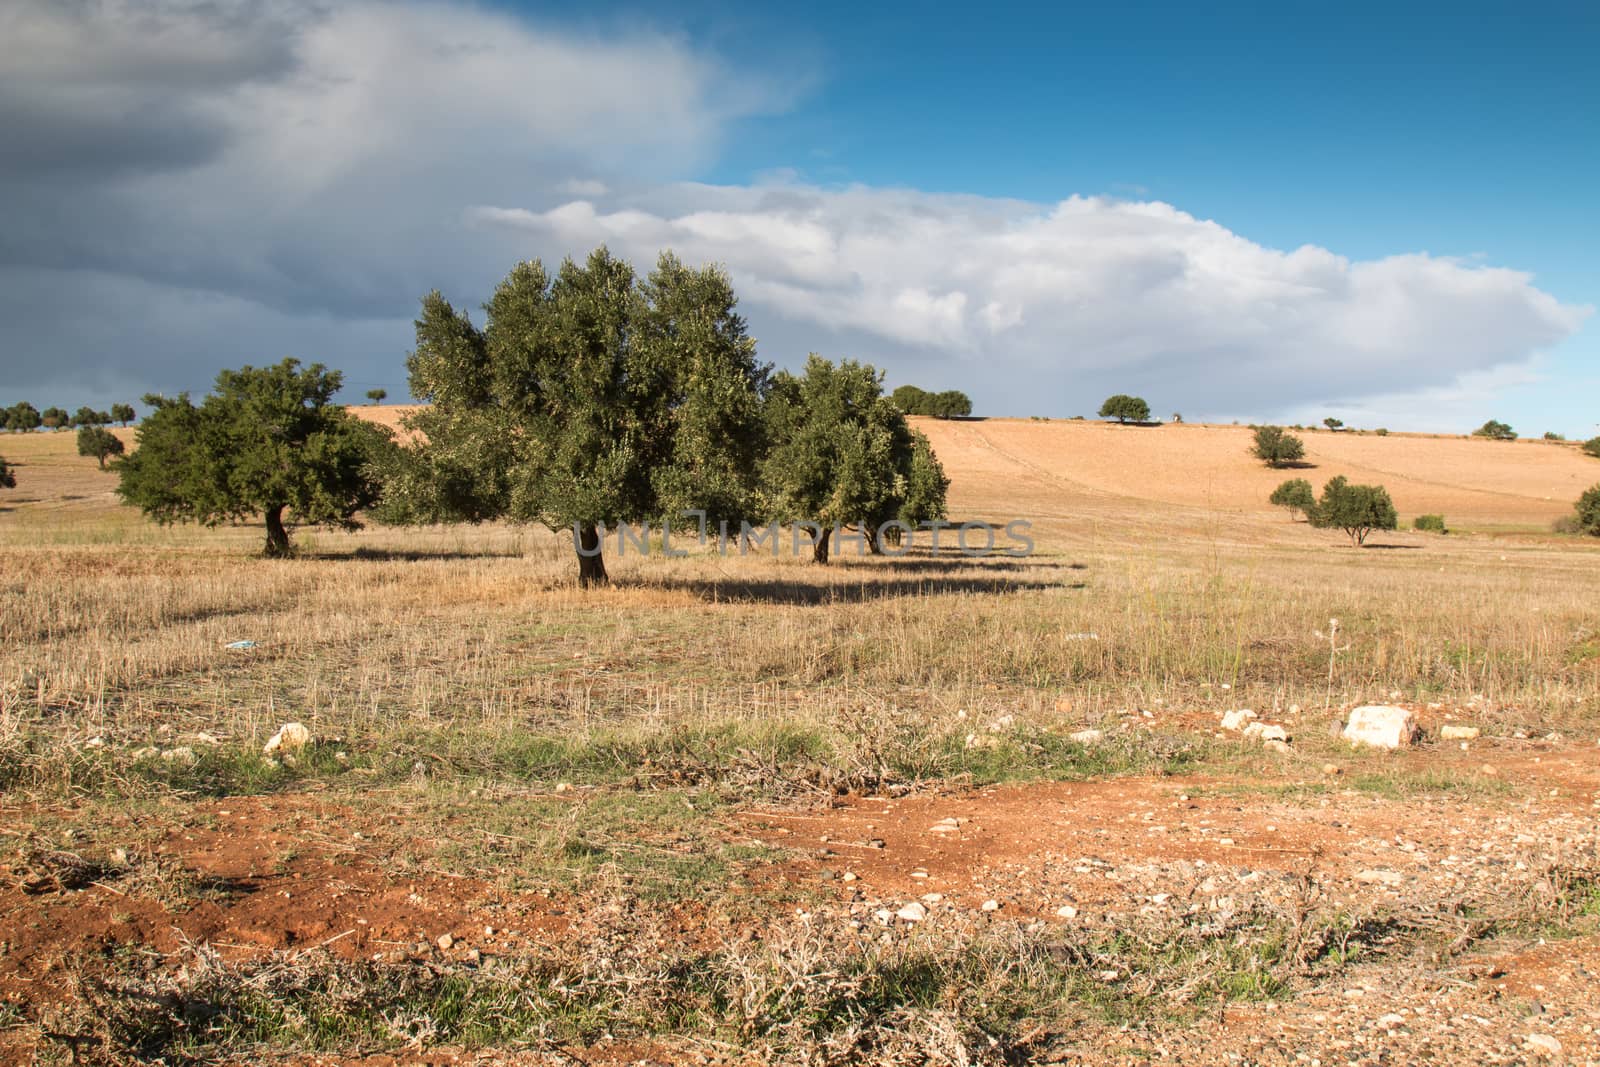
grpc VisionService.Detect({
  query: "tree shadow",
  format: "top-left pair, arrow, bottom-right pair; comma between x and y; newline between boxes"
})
308,546 -> 527,562
654,573 -> 1084,605
1267,461 -> 1319,470
1360,543 -> 1423,551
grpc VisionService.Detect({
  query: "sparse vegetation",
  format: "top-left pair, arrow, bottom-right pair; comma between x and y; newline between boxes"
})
1098,394 -> 1151,424
1250,425 -> 1305,468
1413,513 -> 1447,534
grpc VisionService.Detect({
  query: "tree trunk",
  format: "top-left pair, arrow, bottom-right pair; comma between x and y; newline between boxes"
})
866,526 -> 882,555
264,505 -> 291,558
813,526 -> 831,564
576,523 -> 609,587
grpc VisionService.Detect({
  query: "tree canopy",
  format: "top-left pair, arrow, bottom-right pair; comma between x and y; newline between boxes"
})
1582,437 -> 1600,459
388,247 -> 770,585
77,425 -> 124,469
5,402 -> 40,433
366,389 -> 387,405
1251,425 -> 1306,468
1308,475 -> 1397,546
111,403 -> 136,426
1268,478 -> 1314,521
41,407 -> 70,430
116,359 -> 388,556
1472,419 -> 1517,441
1098,394 -> 1151,424
0,456 -> 13,489
760,355 -> 927,562
1574,484 -> 1600,537
890,385 -> 973,418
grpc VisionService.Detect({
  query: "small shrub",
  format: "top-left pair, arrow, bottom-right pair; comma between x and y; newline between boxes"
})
1544,431 -> 1564,441
1472,419 -> 1517,441
1552,515 -> 1582,535
1251,426 -> 1306,468
1413,514 -> 1447,534
1574,484 -> 1600,537
1374,428 -> 1389,436
1582,437 -> 1600,459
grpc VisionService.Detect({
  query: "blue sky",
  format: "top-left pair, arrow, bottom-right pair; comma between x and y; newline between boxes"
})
2,0 -> 1596,433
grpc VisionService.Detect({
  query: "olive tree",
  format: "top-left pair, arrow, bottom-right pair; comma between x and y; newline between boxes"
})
111,403 -> 136,426
116,359 -> 388,556
1574,484 -> 1600,537
1251,425 -> 1306,468
1098,394 -> 1150,423
77,424 -> 124,468
1268,478 -> 1315,521
387,247 -> 769,586
1309,475 -> 1397,546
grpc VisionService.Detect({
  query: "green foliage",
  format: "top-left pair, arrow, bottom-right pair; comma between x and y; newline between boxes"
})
890,385 -> 974,418
1575,484 -> 1600,537
0,456 -> 13,489
1098,394 -> 1151,423
1374,427 -> 1388,436
390,247 -> 769,586
1472,419 -> 1517,441
761,355 -> 920,562
1413,514 -> 1448,534
110,403 -> 136,426
5,402 -> 41,433
365,388 -> 387,405
1322,417 -> 1343,431
1308,475 -> 1398,546
76,424 -> 124,469
1583,437 -> 1600,459
41,406 -> 70,430
1250,425 -> 1306,468
116,359 -> 388,557
1268,478 -> 1314,520
900,429 -> 950,528
1543,431 -> 1564,441
71,406 -> 110,428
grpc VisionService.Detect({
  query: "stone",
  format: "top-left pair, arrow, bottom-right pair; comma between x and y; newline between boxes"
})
981,899 -> 1000,912
1263,739 -> 1292,754
1322,763 -> 1342,775
1524,1034 -> 1562,1056
263,722 -> 313,756
436,933 -> 454,950
1342,706 -> 1417,749
1243,722 -> 1290,743
1055,905 -> 1078,918
1355,869 -> 1404,887
1068,729 -> 1103,744
160,746 -> 197,763
1440,725 -> 1480,741
1220,709 -> 1256,731
896,902 -> 927,922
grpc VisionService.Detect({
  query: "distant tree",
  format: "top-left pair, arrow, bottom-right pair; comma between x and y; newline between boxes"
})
761,356 -> 917,563
1171,412 -> 1183,424
1543,431 -> 1564,441
71,406 -> 110,428
1309,475 -> 1397,546
1581,437 -> 1600,459
1268,478 -> 1315,521
1322,417 -> 1344,431
1098,394 -> 1151,424
110,403 -> 136,427
365,388 -> 387,405
5,402 -> 41,433
891,385 -> 930,414
1472,419 -> 1516,441
387,248 -> 768,586
116,359 -> 388,557
0,456 -> 13,489
76,425 -> 124,469
41,407 -> 70,430
1413,514 -> 1448,534
1573,485 -> 1600,537
928,390 -> 973,418
1251,425 -> 1306,468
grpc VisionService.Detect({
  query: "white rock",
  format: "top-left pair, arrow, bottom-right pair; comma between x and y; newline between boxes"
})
1377,1013 -> 1406,1029
985,714 -> 1016,732
1355,869 -> 1404,887
1263,739 -> 1292,754
1220,709 -> 1256,731
981,899 -> 1000,912
1068,729 -> 1103,744
1055,905 -> 1078,918
1342,706 -> 1417,749
896,902 -> 927,922
263,722 -> 313,756
1440,725 -> 1480,741
436,933 -> 454,950
1524,1034 -> 1562,1056
160,746 -> 197,763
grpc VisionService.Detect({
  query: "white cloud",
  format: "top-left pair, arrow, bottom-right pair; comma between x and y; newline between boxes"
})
472,185 -> 1591,416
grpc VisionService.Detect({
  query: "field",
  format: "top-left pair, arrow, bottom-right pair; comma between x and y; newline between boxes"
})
3,417 -> 1600,1065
